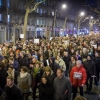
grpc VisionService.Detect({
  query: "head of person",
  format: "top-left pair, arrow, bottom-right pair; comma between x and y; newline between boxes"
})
35,62 -> 40,69
64,51 -> 68,57
20,51 -> 25,58
6,76 -> 14,88
32,55 -> 37,63
20,66 -> 28,74
87,55 -> 92,60
56,68 -> 64,79
10,52 -> 14,57
8,66 -> 14,74
45,66 -> 51,76
9,57 -> 14,64
41,75 -> 49,85
95,52 -> 99,57
56,55 -> 60,61
71,55 -> 76,61
76,60 -> 82,68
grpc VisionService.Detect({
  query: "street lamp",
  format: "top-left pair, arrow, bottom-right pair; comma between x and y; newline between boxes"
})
80,12 -> 85,16
90,16 -> 93,19
62,4 -> 67,9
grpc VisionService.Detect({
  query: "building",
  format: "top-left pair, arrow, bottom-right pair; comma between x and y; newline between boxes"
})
0,0 -> 80,43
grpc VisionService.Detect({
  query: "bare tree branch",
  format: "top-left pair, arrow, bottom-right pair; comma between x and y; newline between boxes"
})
29,0 -> 45,13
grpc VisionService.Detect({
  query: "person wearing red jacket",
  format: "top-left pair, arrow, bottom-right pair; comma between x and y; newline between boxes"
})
70,60 -> 87,100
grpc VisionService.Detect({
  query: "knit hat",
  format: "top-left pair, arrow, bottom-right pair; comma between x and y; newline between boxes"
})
74,95 -> 87,100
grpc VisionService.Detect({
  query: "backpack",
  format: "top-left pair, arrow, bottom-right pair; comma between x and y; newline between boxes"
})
0,92 -> 8,100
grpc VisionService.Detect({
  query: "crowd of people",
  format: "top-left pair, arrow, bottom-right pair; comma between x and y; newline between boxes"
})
0,34 -> 100,100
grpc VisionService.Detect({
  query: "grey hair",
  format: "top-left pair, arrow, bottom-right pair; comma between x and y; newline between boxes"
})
76,60 -> 82,64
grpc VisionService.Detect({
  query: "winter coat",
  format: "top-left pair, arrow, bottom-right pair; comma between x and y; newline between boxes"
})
39,83 -> 54,100
4,85 -> 23,100
19,55 -> 30,68
70,65 -> 87,87
83,60 -> 96,75
54,76 -> 72,100
63,56 -> 70,70
0,68 -> 8,89
17,73 -> 31,93
55,58 -> 66,71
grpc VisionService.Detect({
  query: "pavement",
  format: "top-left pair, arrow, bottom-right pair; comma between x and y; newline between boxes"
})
28,81 -> 100,100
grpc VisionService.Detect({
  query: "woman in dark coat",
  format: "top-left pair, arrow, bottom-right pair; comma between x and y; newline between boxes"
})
39,75 -> 54,100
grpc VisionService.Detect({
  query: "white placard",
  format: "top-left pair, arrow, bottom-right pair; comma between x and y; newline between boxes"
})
34,39 -> 39,44
92,44 -> 97,49
50,37 -> 53,40
20,34 -> 24,38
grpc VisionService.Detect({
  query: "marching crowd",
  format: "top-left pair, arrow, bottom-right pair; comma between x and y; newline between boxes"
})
0,34 -> 100,100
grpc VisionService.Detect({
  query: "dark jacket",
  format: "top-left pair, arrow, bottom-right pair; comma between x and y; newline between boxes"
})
83,60 -> 96,75
54,76 -> 72,100
39,81 -> 54,100
4,85 -> 23,100
63,56 -> 70,70
19,55 -> 30,68
49,57 -> 60,75
0,68 -> 8,89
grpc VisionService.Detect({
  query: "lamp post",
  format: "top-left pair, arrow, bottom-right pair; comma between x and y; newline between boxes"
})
51,3 -> 67,37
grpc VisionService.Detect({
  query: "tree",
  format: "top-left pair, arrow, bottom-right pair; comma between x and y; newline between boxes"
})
22,0 -> 45,40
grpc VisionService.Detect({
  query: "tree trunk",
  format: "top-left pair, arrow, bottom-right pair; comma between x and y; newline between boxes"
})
23,8 -> 29,40
51,10 -> 56,37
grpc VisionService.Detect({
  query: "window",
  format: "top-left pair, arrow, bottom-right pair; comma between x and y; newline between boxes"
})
40,8 -> 42,15
0,14 -> 2,22
6,0 -> 10,8
7,15 -> 10,23
40,20 -> 42,25
36,8 -> 39,13
37,20 -> 39,25
0,0 -> 2,8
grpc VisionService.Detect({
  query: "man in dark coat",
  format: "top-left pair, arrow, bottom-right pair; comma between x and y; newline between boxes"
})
93,52 -> 100,85
83,55 -> 96,94
54,68 -> 72,100
63,51 -> 70,76
0,62 -> 8,89
4,76 -> 23,100
49,57 -> 60,76
19,51 -> 30,68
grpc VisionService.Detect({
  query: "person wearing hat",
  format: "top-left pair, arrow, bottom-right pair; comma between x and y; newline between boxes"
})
83,55 -> 96,94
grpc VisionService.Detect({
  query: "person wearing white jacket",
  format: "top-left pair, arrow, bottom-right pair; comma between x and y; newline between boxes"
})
55,55 -> 66,72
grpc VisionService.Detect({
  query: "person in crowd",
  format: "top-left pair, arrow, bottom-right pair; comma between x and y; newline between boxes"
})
39,75 -> 54,100
69,55 -> 76,73
83,55 -> 96,94
7,66 -> 19,85
4,76 -> 23,100
8,57 -> 19,71
63,50 -> 70,76
49,57 -> 60,76
93,52 -> 100,86
19,51 -> 30,69
0,62 -> 8,89
70,60 -> 87,100
44,66 -> 55,83
17,66 -> 31,100
31,61 -> 44,100
55,55 -> 66,72
54,68 -> 72,100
